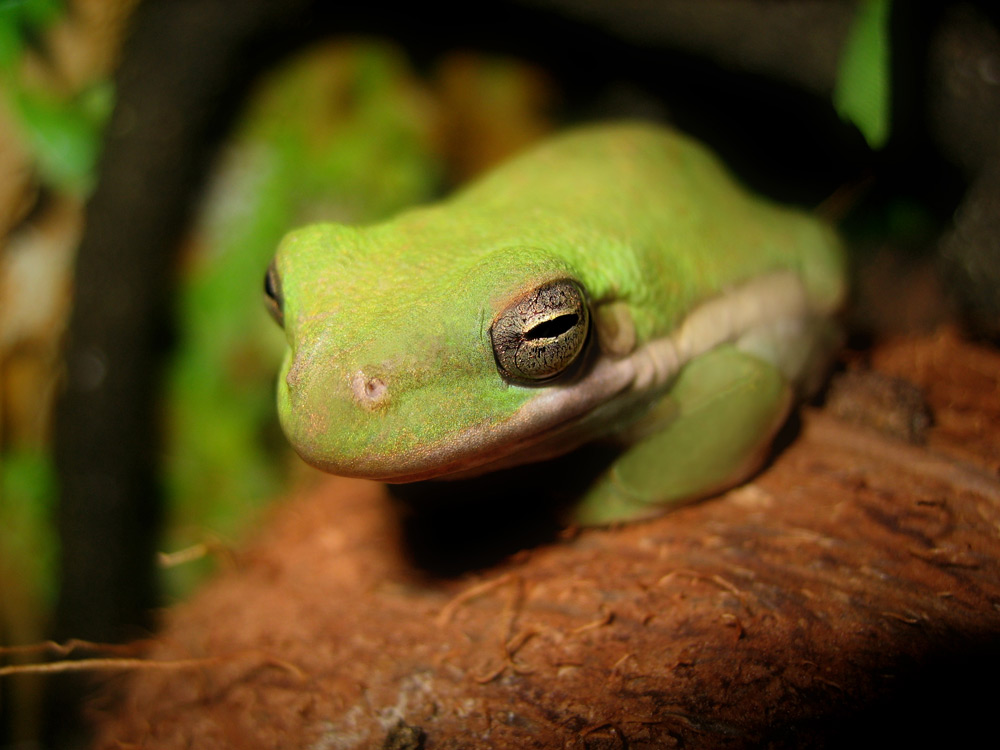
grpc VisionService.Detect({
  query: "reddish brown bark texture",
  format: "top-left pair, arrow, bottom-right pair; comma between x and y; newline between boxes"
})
93,330 -> 1000,748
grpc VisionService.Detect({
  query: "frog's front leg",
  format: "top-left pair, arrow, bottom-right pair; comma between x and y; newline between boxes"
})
572,345 -> 792,525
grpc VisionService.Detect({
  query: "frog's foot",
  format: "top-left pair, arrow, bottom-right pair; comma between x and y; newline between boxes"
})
571,344 -> 792,525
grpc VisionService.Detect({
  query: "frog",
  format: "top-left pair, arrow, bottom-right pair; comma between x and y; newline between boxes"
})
264,122 -> 845,525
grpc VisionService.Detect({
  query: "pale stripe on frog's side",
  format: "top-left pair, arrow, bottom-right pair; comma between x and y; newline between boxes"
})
374,268 -> 831,481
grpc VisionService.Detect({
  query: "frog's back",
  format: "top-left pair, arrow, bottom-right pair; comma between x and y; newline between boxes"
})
446,122 -> 844,338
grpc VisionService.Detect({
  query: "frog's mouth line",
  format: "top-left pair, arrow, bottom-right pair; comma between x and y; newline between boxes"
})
329,270 -> 819,483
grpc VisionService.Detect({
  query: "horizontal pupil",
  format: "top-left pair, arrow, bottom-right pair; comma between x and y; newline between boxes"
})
525,313 -> 578,341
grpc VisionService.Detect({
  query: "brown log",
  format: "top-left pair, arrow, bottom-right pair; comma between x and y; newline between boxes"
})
92,330 -> 1000,748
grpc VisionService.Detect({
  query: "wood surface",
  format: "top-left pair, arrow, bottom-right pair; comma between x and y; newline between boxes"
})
93,330 -> 1000,748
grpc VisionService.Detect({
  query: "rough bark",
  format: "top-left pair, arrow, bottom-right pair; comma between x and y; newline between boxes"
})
90,331 -> 1000,748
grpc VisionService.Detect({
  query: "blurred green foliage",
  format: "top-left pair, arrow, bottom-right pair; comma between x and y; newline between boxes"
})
7,81 -> 113,193
0,0 -> 80,649
0,0 -> 62,67
0,449 -> 57,606
835,0 -> 892,149
1,26 -> 443,621
0,0 -> 113,193
162,43 -> 441,595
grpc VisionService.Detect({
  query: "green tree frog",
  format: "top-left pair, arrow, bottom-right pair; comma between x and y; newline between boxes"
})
265,123 -> 844,525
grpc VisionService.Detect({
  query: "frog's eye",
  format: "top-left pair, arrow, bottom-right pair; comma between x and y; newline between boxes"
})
490,279 -> 590,383
264,260 -> 284,327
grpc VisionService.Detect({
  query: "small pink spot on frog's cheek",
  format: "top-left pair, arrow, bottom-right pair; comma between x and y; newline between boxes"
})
351,370 -> 390,410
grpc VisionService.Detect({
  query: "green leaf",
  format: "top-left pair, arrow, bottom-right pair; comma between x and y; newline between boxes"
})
0,0 -> 63,68
9,81 -> 112,193
0,448 -> 59,606
834,0 -> 892,149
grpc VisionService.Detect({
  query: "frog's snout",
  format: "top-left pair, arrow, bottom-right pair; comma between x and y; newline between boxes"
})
264,260 -> 284,327
284,352 -> 392,413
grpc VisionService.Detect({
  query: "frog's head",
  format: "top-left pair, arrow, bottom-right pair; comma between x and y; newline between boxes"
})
266,222 -> 629,482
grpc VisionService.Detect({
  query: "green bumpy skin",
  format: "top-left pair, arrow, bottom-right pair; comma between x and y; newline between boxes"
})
268,122 -> 845,524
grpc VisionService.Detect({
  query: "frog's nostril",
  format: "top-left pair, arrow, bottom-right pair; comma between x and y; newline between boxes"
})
285,355 -> 304,390
264,261 -> 284,327
351,370 -> 390,410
